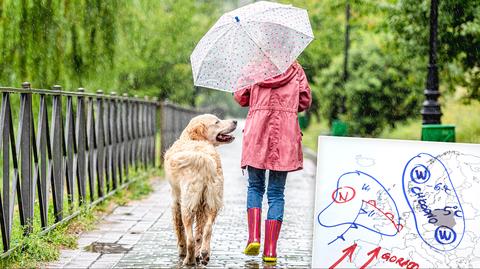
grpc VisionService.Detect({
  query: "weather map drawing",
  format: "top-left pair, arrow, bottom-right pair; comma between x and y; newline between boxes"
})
312,136 -> 480,269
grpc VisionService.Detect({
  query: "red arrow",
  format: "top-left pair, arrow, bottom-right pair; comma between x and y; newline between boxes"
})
329,243 -> 358,269
360,246 -> 381,269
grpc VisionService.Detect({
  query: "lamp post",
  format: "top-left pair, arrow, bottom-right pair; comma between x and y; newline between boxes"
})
421,0 -> 441,124
343,0 -> 350,83
420,0 -> 456,142
331,0 -> 350,136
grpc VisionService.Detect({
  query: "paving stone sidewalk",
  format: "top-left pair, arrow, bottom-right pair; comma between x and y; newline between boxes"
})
45,123 -> 316,268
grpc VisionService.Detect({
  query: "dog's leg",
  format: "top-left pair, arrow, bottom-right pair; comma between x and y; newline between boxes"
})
199,208 -> 218,265
180,179 -> 204,266
181,208 -> 196,266
172,201 -> 186,257
195,206 -> 207,260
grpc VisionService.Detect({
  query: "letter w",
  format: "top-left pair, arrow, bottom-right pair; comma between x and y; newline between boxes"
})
415,170 -> 427,180
439,230 -> 451,241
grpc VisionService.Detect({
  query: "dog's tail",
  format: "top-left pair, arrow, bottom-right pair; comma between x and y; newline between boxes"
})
167,151 -> 217,179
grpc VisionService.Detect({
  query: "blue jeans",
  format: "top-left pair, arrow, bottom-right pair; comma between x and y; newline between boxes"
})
247,166 -> 288,222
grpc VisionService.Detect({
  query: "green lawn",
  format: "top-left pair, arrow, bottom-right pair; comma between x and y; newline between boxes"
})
301,117 -> 330,151
381,99 -> 480,143
302,98 -> 480,151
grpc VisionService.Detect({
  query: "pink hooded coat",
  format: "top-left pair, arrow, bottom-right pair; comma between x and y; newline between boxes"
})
234,62 -> 312,172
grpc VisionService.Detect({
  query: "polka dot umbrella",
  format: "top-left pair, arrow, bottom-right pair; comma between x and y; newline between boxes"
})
190,1 -> 314,92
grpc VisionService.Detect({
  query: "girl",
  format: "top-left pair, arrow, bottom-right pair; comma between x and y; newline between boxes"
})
234,61 -> 312,263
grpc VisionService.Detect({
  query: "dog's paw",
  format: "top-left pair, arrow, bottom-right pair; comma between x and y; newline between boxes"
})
182,255 -> 196,267
178,245 -> 187,257
199,249 -> 210,265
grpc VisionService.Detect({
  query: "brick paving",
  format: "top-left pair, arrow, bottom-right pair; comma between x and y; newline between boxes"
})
45,122 -> 316,268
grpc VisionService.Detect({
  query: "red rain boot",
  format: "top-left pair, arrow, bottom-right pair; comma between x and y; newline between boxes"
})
263,219 -> 282,263
243,208 -> 261,256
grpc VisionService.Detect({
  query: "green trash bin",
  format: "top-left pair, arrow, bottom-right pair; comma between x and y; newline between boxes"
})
421,124 -> 456,142
331,120 -> 348,136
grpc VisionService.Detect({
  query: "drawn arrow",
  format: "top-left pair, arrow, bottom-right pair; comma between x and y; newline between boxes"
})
329,243 -> 358,269
359,246 -> 381,269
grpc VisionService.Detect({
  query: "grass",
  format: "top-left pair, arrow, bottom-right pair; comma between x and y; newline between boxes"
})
302,98 -> 480,151
0,167 -> 160,269
301,118 -> 330,151
381,98 -> 480,143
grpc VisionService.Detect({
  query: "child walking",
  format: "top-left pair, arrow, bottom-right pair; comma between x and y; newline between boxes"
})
233,61 -> 312,263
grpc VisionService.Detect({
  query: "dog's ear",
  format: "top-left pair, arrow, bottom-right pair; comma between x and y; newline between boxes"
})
188,122 -> 207,141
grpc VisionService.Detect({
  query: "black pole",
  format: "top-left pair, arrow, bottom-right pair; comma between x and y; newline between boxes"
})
421,0 -> 442,124
343,1 -> 350,82
338,0 -> 350,116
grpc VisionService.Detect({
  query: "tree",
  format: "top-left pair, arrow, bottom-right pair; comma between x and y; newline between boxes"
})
316,38 -> 421,136
386,0 -> 480,100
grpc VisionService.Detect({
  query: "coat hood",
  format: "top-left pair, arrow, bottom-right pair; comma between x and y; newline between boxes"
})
258,62 -> 299,88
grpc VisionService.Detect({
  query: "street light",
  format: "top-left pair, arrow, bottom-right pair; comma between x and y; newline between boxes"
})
420,0 -> 456,142
421,0 -> 442,124
331,0 -> 350,136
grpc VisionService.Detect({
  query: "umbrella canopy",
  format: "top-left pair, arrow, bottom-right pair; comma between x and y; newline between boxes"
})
191,1 -> 314,92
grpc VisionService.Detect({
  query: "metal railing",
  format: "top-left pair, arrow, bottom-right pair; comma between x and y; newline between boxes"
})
0,82 -> 158,255
160,101 -> 206,160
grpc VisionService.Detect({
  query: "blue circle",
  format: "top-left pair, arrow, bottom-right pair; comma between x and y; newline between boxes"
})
410,164 -> 431,184
434,226 -> 457,245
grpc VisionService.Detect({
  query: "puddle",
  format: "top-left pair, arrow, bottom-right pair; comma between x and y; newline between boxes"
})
84,242 -> 132,254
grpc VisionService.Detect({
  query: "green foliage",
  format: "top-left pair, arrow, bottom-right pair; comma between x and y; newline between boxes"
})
0,0 -> 119,89
316,38 -> 421,136
386,0 -> 480,99
116,0 -> 219,104
0,0 -> 219,105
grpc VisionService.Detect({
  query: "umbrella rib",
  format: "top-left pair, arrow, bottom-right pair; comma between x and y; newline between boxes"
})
246,19 -> 315,39
193,24 -> 236,82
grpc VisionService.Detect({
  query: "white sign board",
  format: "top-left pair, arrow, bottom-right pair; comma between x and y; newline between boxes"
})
312,136 -> 480,269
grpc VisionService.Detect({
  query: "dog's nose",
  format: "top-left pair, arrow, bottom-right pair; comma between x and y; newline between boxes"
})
233,120 -> 237,125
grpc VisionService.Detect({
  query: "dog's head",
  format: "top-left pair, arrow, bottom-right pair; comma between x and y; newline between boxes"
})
182,114 -> 237,146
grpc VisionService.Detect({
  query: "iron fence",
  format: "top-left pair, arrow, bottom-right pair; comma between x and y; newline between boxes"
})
160,101 -> 206,160
0,82 -> 158,255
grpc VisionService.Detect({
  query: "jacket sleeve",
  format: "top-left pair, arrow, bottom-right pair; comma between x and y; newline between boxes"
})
233,86 -> 251,107
298,68 -> 312,112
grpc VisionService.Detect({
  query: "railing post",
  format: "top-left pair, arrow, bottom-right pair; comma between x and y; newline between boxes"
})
109,92 -> 118,189
160,101 -> 166,164
76,88 -> 87,204
86,94 -> 96,201
36,87 -> 50,228
133,95 -> 139,170
128,95 -> 134,169
116,93 -> 124,184
0,90 -> 12,250
65,91 -> 75,208
122,94 -> 129,179
142,97 -> 148,168
95,90 -> 105,198
50,85 -> 64,221
17,82 -> 34,234
152,98 -> 158,167
103,92 -> 111,191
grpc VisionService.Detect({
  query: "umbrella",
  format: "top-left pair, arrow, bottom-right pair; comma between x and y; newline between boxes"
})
190,1 -> 314,92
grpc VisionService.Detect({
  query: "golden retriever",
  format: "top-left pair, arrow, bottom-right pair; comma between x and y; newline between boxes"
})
164,114 -> 237,266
